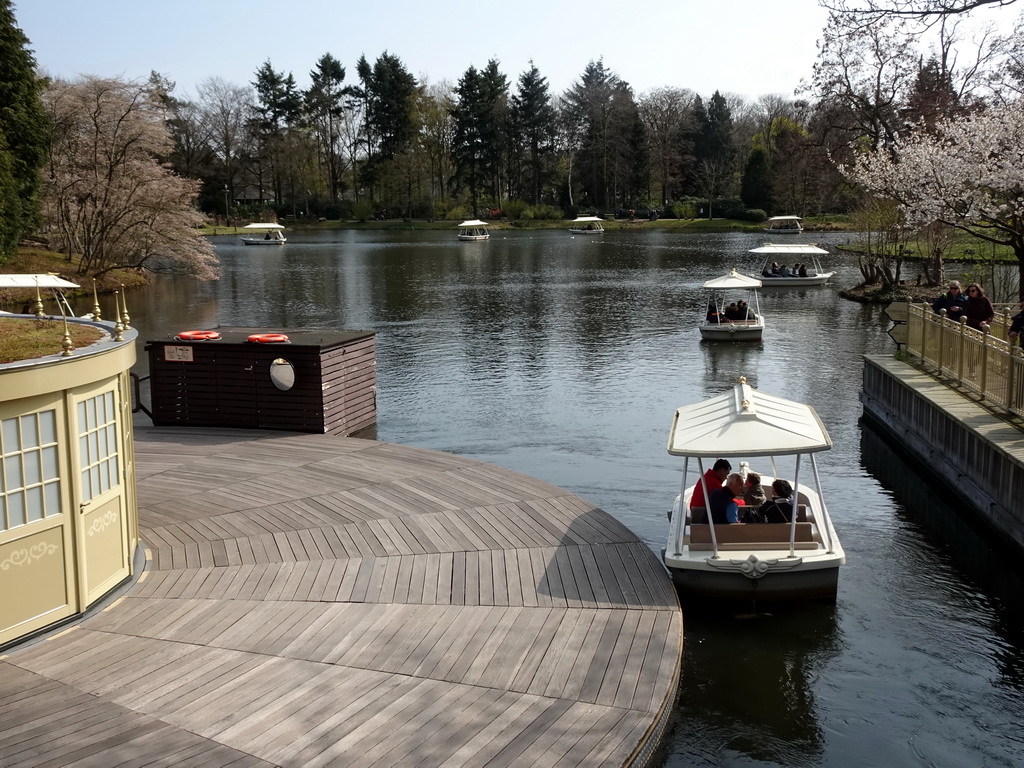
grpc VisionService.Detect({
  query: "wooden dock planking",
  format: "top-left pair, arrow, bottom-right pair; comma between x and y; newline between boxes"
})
1,427 -> 681,767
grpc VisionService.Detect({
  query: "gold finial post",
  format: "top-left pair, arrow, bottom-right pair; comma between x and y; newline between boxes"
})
119,284 -> 131,329
60,304 -> 74,356
113,291 -> 125,341
34,277 -> 45,317
91,280 -> 102,321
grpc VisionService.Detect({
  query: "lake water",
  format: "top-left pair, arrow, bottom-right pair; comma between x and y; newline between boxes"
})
121,228 -> 1024,767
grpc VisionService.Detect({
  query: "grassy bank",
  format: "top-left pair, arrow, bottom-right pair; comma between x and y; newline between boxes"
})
202,215 -> 853,237
0,243 -> 148,309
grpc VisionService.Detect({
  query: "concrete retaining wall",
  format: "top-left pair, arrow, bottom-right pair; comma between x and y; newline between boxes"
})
860,355 -> 1024,554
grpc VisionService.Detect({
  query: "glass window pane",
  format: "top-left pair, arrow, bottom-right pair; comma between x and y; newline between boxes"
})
39,410 -> 56,444
26,486 -> 43,522
42,446 -> 58,481
2,418 -> 19,453
77,402 -> 86,429
107,425 -> 117,456
87,399 -> 97,431
22,416 -> 38,448
98,428 -> 108,458
7,491 -> 24,528
90,466 -> 100,498
110,455 -> 119,487
99,460 -> 109,494
105,391 -> 115,420
24,451 -> 41,485
44,481 -> 60,516
79,435 -> 89,467
5,454 -> 22,491
89,432 -> 99,463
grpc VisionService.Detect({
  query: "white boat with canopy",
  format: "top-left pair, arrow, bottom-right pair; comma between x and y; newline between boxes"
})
240,223 -> 287,245
0,274 -> 81,317
663,377 -> 845,604
751,243 -> 835,286
568,215 -> 605,234
457,219 -> 490,241
764,215 -> 803,234
700,270 -> 764,341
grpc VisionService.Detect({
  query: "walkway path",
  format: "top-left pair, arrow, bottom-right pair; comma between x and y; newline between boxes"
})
1,427 -> 682,767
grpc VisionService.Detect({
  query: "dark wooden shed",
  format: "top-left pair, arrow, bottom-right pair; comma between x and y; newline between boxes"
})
145,327 -> 375,435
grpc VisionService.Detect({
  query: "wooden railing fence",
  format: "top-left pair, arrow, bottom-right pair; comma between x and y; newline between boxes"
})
905,302 -> 1024,418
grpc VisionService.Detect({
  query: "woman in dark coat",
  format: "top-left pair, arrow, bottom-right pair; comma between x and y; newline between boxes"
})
964,283 -> 995,331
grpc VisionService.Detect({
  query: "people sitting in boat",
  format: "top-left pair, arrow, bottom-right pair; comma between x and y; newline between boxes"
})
932,281 -> 967,320
706,300 -> 721,323
752,479 -> 796,523
743,471 -> 766,508
689,459 -> 731,517
770,262 -> 780,275
798,264 -> 808,277
736,300 -> 755,320
708,473 -> 746,524
724,302 -> 743,320
264,232 -> 272,240
778,264 -> 793,277
273,230 -> 282,240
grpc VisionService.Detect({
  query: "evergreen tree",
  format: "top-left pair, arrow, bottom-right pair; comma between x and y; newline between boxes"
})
479,60 -> 509,208
740,147 -> 773,212
451,66 -> 486,213
511,62 -> 557,205
357,51 -> 418,197
305,53 -> 351,200
0,0 -> 48,260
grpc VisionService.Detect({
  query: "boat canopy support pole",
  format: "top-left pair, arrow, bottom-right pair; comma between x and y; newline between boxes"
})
695,457 -> 720,556
790,456 -> 802,557
810,454 -> 836,553
674,458 -> 690,556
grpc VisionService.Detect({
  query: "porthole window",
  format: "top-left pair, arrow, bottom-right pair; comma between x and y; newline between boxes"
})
270,358 -> 295,391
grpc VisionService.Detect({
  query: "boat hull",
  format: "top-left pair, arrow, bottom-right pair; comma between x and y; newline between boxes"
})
667,560 -> 840,603
240,237 -> 286,245
757,273 -> 834,287
569,228 -> 604,234
699,323 -> 763,341
457,234 -> 489,241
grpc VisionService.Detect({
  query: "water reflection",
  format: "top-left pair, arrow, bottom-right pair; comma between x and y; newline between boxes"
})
667,605 -> 840,767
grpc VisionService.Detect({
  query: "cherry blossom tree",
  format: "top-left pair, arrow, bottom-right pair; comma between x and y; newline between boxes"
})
840,101 -> 1024,296
41,76 -> 218,280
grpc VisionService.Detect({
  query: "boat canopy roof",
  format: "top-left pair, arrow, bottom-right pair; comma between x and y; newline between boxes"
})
458,219 -> 488,228
667,377 -> 832,458
765,215 -> 802,222
243,223 -> 285,230
703,269 -> 762,289
571,216 -> 604,223
749,243 -> 828,256
0,274 -> 80,289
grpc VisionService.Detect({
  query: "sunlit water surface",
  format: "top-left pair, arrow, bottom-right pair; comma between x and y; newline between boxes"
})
121,228 -> 1024,767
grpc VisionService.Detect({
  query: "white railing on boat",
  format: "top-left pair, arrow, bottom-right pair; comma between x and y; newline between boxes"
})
904,302 -> 1024,418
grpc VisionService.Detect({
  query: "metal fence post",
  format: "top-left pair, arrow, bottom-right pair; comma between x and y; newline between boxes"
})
957,316 -> 967,382
937,309 -> 946,373
980,325 -> 990,394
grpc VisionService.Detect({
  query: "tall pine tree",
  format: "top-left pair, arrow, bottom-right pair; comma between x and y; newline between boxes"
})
0,0 -> 47,260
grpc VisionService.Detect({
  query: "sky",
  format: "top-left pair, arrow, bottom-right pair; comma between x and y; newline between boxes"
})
15,0 -> 835,102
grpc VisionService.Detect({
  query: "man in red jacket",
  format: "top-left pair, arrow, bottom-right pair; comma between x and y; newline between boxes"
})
689,458 -> 732,513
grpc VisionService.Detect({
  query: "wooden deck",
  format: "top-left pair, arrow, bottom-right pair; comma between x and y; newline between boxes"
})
0,427 -> 682,767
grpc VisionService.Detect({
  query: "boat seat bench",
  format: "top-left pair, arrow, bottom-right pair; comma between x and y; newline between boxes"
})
686,522 -> 817,551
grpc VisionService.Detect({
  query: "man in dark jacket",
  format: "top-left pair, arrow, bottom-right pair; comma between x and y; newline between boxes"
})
933,280 -> 967,321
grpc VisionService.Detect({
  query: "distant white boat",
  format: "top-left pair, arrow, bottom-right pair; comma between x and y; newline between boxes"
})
457,219 -> 490,241
764,215 -> 803,234
699,269 -> 764,342
751,243 -> 835,286
240,223 -> 287,245
569,215 -> 605,234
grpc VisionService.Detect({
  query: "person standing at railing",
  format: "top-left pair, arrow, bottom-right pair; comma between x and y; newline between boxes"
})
933,280 -> 967,321
1008,300 -> 1024,347
964,284 -> 995,331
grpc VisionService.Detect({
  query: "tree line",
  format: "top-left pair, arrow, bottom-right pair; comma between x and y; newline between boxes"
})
2,0 -> 1024,290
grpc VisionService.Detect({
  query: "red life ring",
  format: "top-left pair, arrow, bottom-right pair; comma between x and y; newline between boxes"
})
247,333 -> 289,343
176,330 -> 220,341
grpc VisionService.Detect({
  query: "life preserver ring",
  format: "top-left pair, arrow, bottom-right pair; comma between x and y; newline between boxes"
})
176,330 -> 220,341
247,333 -> 289,343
